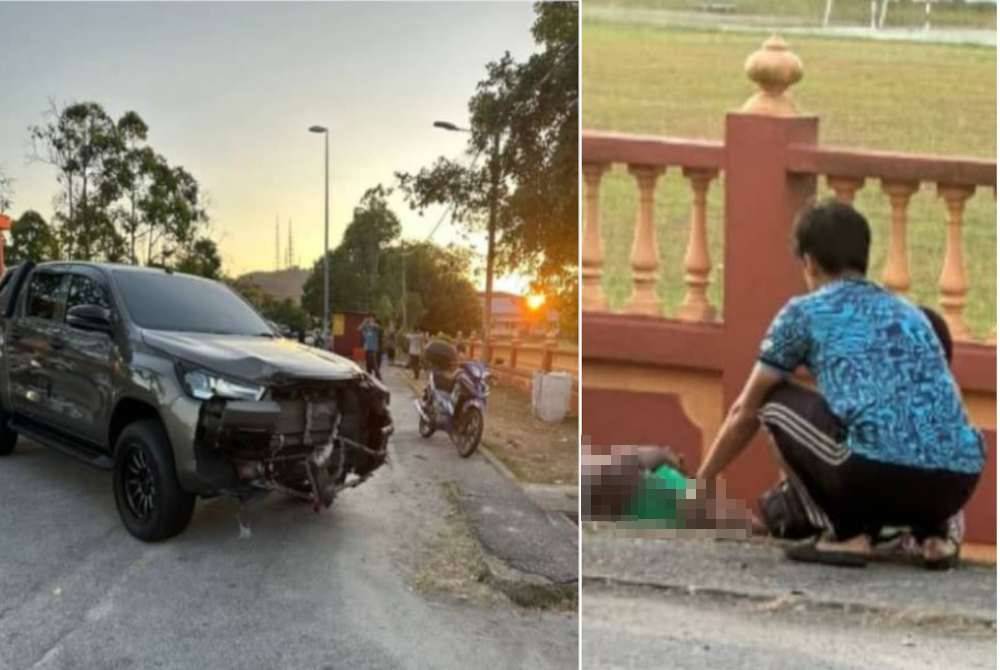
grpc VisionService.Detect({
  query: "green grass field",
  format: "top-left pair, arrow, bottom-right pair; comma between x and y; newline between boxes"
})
588,0 -> 998,30
584,22 -> 997,338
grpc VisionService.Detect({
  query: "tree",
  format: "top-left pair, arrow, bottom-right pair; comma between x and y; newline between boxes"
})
113,111 -> 154,263
30,102 -> 126,260
28,101 -> 210,268
394,242 -> 482,335
230,278 -> 309,334
0,169 -> 12,214
7,210 -> 59,265
300,186 -> 481,336
176,238 -> 222,279
301,184 -> 401,315
396,2 -> 578,330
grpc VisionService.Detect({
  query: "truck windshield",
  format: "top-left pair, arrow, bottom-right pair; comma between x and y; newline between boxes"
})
112,270 -> 273,336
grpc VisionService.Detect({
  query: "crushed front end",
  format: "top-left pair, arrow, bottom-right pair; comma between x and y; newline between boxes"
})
193,375 -> 392,510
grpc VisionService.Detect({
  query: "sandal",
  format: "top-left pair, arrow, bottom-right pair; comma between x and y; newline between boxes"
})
923,537 -> 960,571
784,538 -> 868,568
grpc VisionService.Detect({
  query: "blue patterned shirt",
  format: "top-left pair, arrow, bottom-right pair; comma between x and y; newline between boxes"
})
759,279 -> 984,474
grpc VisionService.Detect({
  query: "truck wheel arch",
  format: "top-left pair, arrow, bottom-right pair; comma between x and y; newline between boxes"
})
108,398 -> 164,454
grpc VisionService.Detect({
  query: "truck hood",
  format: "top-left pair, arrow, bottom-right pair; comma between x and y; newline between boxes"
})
142,330 -> 365,384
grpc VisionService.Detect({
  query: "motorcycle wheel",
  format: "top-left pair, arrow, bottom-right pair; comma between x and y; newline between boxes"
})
453,406 -> 483,458
418,406 -> 435,438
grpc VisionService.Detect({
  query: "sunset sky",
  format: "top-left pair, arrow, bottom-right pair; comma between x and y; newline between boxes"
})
0,2 -> 538,292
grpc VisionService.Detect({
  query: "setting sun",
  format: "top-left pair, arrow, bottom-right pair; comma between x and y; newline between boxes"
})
526,293 -> 546,311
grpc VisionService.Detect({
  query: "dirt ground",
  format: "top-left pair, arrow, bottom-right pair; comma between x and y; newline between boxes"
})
481,382 -> 579,486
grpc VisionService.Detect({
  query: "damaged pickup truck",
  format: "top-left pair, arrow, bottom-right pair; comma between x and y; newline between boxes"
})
0,262 -> 392,541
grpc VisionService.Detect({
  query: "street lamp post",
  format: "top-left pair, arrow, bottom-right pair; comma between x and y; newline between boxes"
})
433,120 -> 500,364
309,125 -> 331,350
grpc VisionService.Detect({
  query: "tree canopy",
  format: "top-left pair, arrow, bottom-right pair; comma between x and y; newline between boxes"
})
26,100 -> 212,274
396,2 -> 578,330
301,185 -> 481,336
0,169 -> 12,214
7,211 -> 59,266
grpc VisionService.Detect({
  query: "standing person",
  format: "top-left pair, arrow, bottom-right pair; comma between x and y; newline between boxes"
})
407,328 -> 424,380
358,314 -> 381,380
385,323 -> 397,366
374,317 -> 385,377
696,200 -> 984,570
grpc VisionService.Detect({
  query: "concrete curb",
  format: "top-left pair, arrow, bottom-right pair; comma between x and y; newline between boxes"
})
583,573 -> 997,632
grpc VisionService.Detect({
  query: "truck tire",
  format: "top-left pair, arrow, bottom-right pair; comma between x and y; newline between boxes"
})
0,414 -> 17,456
112,419 -> 195,542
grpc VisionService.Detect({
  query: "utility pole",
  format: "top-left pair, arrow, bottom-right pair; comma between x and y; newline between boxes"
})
274,215 -> 279,270
308,125 -> 331,349
482,130 -> 501,363
401,246 -> 408,330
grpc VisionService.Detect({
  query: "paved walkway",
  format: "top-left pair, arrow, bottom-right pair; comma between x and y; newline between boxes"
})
390,368 -> 578,587
584,530 -> 996,626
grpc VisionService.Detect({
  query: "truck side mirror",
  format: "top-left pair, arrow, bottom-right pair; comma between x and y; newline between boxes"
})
66,304 -> 113,333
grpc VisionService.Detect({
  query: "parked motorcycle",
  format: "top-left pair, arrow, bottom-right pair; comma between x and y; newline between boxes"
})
415,360 -> 490,457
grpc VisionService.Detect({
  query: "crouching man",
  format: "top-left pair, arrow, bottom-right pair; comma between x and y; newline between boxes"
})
696,200 -> 984,569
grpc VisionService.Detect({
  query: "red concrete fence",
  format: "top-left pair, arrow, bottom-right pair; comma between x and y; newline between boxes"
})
459,332 -> 579,414
582,36 -> 997,547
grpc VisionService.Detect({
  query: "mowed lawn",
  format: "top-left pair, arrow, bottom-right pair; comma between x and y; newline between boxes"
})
587,0 -> 997,29
584,22 -> 997,339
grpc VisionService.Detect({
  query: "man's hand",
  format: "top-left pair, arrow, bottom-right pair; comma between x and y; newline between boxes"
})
696,363 -> 784,481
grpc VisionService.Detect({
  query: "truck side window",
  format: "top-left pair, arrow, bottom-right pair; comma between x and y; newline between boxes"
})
65,275 -> 112,315
25,272 -> 65,320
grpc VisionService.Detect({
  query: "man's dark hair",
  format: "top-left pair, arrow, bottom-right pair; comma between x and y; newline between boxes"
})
920,306 -> 953,363
793,199 -> 871,276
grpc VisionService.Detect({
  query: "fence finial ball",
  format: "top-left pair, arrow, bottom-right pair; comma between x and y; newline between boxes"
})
740,34 -> 803,117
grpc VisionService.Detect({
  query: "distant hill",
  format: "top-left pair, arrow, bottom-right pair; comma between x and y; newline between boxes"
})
238,267 -> 309,304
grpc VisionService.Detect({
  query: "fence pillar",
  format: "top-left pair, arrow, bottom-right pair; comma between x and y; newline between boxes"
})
721,36 -> 818,504
510,334 -> 520,370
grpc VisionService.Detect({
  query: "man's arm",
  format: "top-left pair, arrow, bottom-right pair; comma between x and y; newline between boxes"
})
696,363 -> 784,481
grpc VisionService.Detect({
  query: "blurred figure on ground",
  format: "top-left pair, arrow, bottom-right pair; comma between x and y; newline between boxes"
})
582,445 -> 753,533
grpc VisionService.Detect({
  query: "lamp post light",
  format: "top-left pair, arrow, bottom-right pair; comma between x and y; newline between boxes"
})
308,125 -> 331,350
433,119 -> 500,364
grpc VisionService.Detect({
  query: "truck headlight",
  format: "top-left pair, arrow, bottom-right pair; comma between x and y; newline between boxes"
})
180,367 -> 265,401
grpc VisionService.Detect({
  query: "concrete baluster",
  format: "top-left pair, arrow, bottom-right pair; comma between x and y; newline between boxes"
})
936,183 -> 976,340
625,165 -> 665,316
827,175 -> 865,205
582,163 -> 610,311
880,180 -> 919,295
678,167 -> 719,322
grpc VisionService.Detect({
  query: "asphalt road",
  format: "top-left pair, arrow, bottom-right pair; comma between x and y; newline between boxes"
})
0,370 -> 577,670
583,582 -> 997,670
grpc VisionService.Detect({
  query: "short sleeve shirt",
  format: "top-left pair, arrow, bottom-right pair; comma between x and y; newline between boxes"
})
407,334 -> 423,356
361,324 -> 379,352
759,279 -> 984,474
